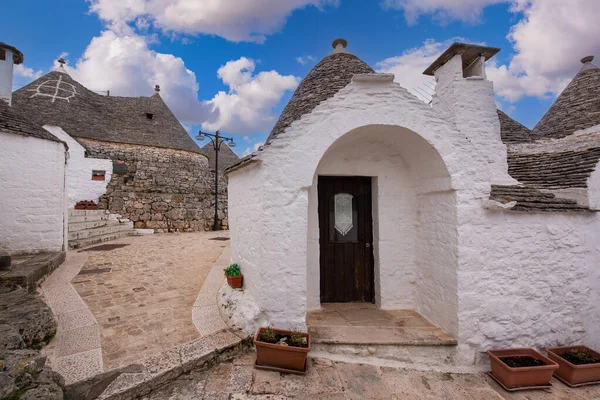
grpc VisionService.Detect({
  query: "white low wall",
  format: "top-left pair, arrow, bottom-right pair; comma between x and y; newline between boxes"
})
44,126 -> 113,207
0,131 -> 67,254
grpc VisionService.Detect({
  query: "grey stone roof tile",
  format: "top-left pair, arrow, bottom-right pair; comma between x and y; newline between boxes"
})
497,110 -> 531,143
490,185 -> 591,212
12,70 -> 200,153
0,100 -> 64,144
531,61 -> 600,139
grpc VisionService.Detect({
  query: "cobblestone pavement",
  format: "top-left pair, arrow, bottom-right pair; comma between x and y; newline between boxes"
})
143,351 -> 600,400
71,232 -> 229,370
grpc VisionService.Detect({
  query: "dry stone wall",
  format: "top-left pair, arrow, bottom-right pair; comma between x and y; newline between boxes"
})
78,139 -> 228,232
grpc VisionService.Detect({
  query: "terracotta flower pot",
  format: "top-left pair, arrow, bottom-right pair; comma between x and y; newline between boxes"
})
488,348 -> 558,389
546,346 -> 600,385
226,274 -> 243,289
254,328 -> 310,374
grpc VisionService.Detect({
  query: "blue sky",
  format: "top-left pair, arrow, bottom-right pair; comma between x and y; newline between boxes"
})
3,0 -> 598,157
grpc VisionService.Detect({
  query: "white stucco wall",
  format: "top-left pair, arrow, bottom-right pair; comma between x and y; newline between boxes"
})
44,126 -> 113,207
308,129 -> 419,311
229,75 -> 472,334
0,49 -> 15,105
228,66 -> 600,367
0,130 -> 67,254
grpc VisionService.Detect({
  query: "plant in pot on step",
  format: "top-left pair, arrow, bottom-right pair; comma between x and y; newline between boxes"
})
254,326 -> 311,374
224,263 -> 243,289
487,348 -> 558,391
546,346 -> 600,386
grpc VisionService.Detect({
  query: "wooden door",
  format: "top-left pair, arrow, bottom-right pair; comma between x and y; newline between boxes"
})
318,176 -> 374,303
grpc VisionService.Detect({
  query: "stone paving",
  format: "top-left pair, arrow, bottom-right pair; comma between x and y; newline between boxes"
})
143,351 -> 600,400
40,231 -> 231,385
71,232 -> 228,370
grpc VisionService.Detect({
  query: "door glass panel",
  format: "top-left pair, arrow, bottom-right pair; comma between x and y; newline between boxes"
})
330,193 -> 358,242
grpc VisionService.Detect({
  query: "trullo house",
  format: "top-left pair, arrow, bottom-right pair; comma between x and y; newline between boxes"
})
223,39 -> 600,367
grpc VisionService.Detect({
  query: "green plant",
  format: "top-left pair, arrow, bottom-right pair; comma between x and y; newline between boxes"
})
224,263 -> 241,277
290,330 -> 307,347
259,326 -> 277,343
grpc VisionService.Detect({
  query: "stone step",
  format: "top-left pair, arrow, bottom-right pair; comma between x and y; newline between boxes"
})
68,209 -> 110,217
69,230 -> 133,249
308,325 -> 457,346
68,212 -> 111,224
68,219 -> 111,232
0,252 -> 66,292
68,222 -> 134,241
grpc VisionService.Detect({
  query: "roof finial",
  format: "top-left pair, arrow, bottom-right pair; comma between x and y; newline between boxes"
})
581,55 -> 594,64
331,38 -> 348,55
154,84 -> 160,93
57,57 -> 66,66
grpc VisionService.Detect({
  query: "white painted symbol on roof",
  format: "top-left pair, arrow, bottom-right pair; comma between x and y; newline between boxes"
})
29,75 -> 77,103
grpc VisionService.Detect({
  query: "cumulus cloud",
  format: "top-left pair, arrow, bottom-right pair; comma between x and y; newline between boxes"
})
379,0 -> 600,103
61,29 -> 212,124
375,39 -> 448,101
296,55 -> 316,65
88,0 -> 339,43
14,64 -> 43,80
202,57 -> 299,134
242,141 -> 264,157
57,30 -> 297,134
381,0 -> 504,24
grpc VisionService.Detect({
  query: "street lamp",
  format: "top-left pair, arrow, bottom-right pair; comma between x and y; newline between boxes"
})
196,130 -> 236,231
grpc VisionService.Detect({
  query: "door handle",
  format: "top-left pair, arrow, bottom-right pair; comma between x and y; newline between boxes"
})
366,243 -> 371,248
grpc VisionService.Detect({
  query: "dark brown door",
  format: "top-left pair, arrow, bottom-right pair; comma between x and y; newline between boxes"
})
318,176 -> 374,303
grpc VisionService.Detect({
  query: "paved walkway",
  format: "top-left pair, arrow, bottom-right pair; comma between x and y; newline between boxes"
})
40,231 -> 231,384
143,352 -> 600,400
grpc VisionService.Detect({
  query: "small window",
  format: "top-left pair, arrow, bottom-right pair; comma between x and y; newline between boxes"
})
92,170 -> 106,181
113,163 -> 127,174
145,113 -> 154,119
329,193 -> 358,243
0,49 -> 5,61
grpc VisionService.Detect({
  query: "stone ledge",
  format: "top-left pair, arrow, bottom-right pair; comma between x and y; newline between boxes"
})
65,329 -> 251,400
309,326 -> 457,346
0,252 -> 66,292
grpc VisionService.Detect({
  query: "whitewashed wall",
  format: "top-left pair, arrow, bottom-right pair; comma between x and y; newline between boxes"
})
44,126 -> 113,207
308,129 -> 419,311
0,48 -> 15,105
0,131 -> 67,254
229,75 -> 472,335
228,67 -> 600,367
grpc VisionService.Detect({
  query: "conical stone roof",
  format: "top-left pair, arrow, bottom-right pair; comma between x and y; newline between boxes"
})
266,39 -> 374,144
12,68 -> 201,153
498,110 -> 531,143
532,57 -> 600,139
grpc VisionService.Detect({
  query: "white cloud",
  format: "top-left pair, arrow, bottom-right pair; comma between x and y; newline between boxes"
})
242,141 -> 264,157
491,0 -> 600,101
381,0 -> 504,24
14,64 -> 43,80
379,0 -> 600,103
375,39 -> 448,102
243,135 -> 251,142
202,57 -> 299,134
60,29 -> 298,135
296,55 -> 316,65
88,0 -> 339,43
61,29 -> 212,124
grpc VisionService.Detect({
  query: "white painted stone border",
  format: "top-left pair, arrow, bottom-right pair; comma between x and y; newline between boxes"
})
40,252 -> 104,385
192,246 -> 231,336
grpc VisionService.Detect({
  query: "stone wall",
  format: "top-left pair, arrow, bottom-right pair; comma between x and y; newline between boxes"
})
78,138 -> 228,232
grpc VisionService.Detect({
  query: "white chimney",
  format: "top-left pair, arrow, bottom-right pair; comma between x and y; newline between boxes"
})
0,42 -> 24,106
424,42 -> 517,186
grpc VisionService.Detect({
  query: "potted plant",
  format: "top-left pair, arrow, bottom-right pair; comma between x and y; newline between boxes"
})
254,327 -> 310,374
546,346 -> 600,386
224,263 -> 243,289
488,348 -> 558,390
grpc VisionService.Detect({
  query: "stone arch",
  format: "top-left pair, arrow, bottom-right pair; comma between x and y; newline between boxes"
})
307,124 -> 458,336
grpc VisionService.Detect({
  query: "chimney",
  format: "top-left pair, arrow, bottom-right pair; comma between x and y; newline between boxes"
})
0,42 -> 24,106
424,42 -> 517,186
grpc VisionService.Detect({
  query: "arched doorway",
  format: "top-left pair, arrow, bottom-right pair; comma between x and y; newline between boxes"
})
307,124 -> 458,337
